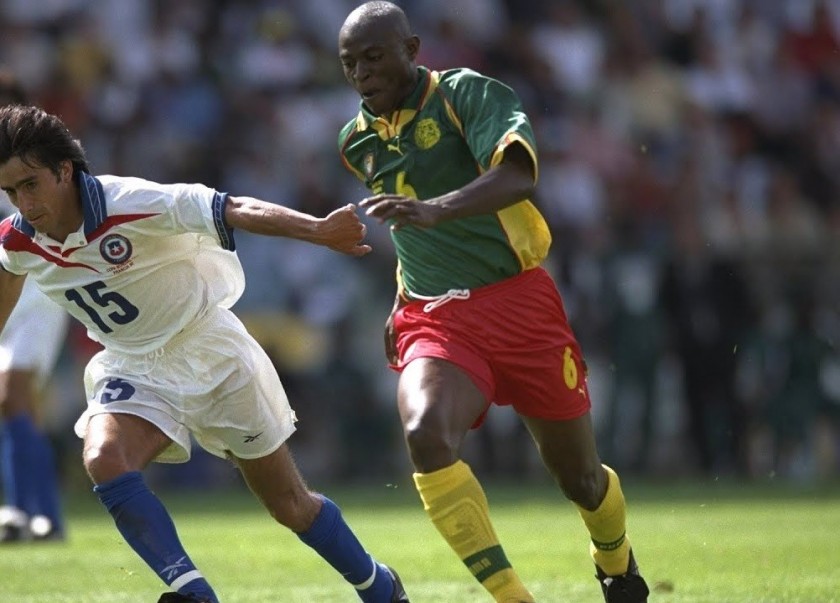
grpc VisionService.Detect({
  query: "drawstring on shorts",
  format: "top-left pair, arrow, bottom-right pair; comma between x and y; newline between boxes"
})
409,288 -> 471,312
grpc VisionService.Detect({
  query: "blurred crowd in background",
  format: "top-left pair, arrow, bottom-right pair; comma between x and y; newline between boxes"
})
1,0 -> 839,490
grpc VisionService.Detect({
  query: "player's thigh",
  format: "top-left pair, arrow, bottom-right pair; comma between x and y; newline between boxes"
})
398,357 -> 488,439
397,358 -> 490,472
83,412 -> 173,482
232,443 -> 318,531
185,309 -> 297,461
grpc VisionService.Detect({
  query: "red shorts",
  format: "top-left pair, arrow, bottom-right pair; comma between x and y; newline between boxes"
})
392,267 -> 591,425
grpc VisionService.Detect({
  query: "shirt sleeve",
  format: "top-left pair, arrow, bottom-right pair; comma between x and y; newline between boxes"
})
442,69 -> 538,174
107,178 -> 236,251
163,183 -> 234,250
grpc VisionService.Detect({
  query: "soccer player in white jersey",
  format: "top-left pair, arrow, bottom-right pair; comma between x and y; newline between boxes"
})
0,105 -> 410,603
0,71 -> 69,543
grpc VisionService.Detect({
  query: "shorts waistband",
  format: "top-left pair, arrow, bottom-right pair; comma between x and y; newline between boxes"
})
162,308 -> 216,351
116,307 -> 216,360
405,267 -> 546,312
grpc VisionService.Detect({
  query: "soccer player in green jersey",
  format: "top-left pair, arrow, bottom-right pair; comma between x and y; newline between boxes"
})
337,3 -> 650,602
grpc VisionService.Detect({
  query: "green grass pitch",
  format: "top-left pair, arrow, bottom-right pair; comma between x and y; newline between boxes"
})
1,479 -> 838,602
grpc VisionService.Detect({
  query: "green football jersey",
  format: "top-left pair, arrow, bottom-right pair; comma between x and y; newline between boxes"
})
338,66 -> 551,297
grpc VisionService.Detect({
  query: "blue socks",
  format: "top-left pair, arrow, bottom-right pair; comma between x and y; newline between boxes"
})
95,476 -> 393,602
297,495 -> 395,602
1,414 -> 63,532
94,472 -> 218,603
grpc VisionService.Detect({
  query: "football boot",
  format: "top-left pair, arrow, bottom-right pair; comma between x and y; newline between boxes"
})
595,549 -> 650,603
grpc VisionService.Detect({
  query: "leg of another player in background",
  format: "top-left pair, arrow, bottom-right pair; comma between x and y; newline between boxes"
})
84,413 -> 220,603
234,444 -> 403,603
0,368 -> 64,540
399,357 -> 535,603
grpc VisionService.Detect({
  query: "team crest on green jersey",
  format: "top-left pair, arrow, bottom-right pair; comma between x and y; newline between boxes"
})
363,152 -> 375,179
414,118 -> 441,150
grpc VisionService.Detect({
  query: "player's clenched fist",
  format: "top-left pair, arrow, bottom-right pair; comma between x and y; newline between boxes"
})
318,203 -> 372,256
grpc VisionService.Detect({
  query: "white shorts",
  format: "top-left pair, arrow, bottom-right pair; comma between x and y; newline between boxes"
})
0,279 -> 69,380
73,307 -> 297,463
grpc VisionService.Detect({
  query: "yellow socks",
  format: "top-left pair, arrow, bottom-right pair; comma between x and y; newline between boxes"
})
414,460 -> 535,603
576,465 -> 632,576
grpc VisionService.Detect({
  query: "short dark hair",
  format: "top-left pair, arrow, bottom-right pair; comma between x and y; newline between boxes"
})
0,105 -> 90,176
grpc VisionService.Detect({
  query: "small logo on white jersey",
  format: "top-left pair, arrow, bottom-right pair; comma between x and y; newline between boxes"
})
100,234 -> 132,264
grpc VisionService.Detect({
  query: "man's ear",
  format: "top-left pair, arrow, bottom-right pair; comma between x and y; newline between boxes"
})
59,160 -> 73,183
406,35 -> 420,61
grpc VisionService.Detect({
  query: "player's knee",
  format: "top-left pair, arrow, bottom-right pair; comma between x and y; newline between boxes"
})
83,439 -> 131,484
559,466 -> 605,510
404,421 -> 459,471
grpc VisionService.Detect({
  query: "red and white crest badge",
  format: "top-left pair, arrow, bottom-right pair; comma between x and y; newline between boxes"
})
99,234 -> 133,265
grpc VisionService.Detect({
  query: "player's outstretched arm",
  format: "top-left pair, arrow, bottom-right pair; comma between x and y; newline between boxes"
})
224,196 -> 372,256
0,269 -> 25,335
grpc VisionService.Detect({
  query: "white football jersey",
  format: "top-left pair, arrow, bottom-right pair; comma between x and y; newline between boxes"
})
0,173 -> 244,355
0,188 -> 69,376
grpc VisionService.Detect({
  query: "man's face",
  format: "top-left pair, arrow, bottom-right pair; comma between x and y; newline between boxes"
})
0,156 -> 73,236
338,21 -> 419,116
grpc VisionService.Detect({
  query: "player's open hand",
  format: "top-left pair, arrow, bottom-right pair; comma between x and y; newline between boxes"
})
359,194 -> 445,230
319,204 -> 372,256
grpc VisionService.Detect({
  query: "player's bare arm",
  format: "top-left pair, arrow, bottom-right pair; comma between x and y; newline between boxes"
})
359,142 -> 535,230
0,269 -> 25,334
224,196 -> 372,256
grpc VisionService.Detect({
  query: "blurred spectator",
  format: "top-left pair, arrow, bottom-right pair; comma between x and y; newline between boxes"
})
531,1 -> 606,99
660,213 -> 754,475
599,218 -> 667,473
738,289 -> 839,480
